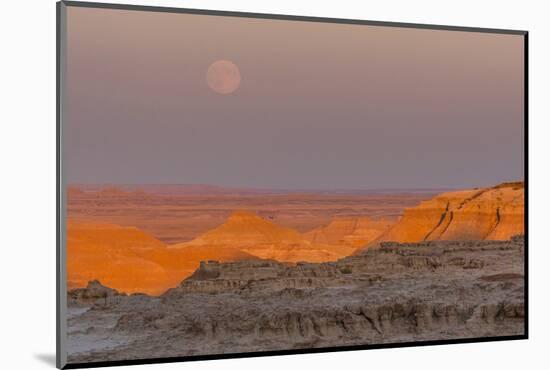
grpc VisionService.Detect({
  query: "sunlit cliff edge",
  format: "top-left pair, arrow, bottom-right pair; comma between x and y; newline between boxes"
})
67,181 -> 524,295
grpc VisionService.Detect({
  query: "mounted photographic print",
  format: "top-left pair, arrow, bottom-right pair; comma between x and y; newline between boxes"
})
56,1 -> 528,368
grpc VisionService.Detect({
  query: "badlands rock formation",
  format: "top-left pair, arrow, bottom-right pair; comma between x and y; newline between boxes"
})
68,280 -> 125,305
67,222 -> 167,294
173,210 -> 355,262
66,236 -> 525,363
356,182 -> 524,253
304,216 -> 393,248
67,222 -> 257,295
67,182 -> 524,295
67,211 -> 363,295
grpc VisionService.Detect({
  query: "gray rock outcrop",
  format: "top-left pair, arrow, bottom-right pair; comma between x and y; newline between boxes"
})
67,237 -> 525,364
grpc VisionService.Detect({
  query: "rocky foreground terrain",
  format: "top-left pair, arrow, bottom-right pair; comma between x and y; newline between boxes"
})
67,236 -> 525,364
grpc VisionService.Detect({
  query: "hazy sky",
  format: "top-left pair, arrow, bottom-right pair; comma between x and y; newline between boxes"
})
65,6 -> 524,189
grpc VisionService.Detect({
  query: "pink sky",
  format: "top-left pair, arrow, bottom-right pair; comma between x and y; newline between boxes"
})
65,6 -> 524,189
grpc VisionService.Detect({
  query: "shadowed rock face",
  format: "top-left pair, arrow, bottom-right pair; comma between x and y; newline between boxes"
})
66,237 -> 524,364
357,182 -> 524,253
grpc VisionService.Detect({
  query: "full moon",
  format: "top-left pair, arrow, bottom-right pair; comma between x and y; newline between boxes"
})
206,60 -> 241,95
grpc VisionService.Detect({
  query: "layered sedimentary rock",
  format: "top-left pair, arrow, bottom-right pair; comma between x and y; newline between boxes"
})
67,182 -> 524,295
67,222 -> 168,294
66,212 -> 369,295
67,222 -> 257,295
68,280 -> 126,306
66,237 -> 525,363
356,182 -> 524,253
173,210 -> 355,262
304,216 -> 393,248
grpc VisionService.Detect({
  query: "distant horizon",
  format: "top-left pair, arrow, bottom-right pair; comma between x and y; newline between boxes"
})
67,178 -> 524,193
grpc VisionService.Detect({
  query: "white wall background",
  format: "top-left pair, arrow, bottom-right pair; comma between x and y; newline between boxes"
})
1,0 -> 547,368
